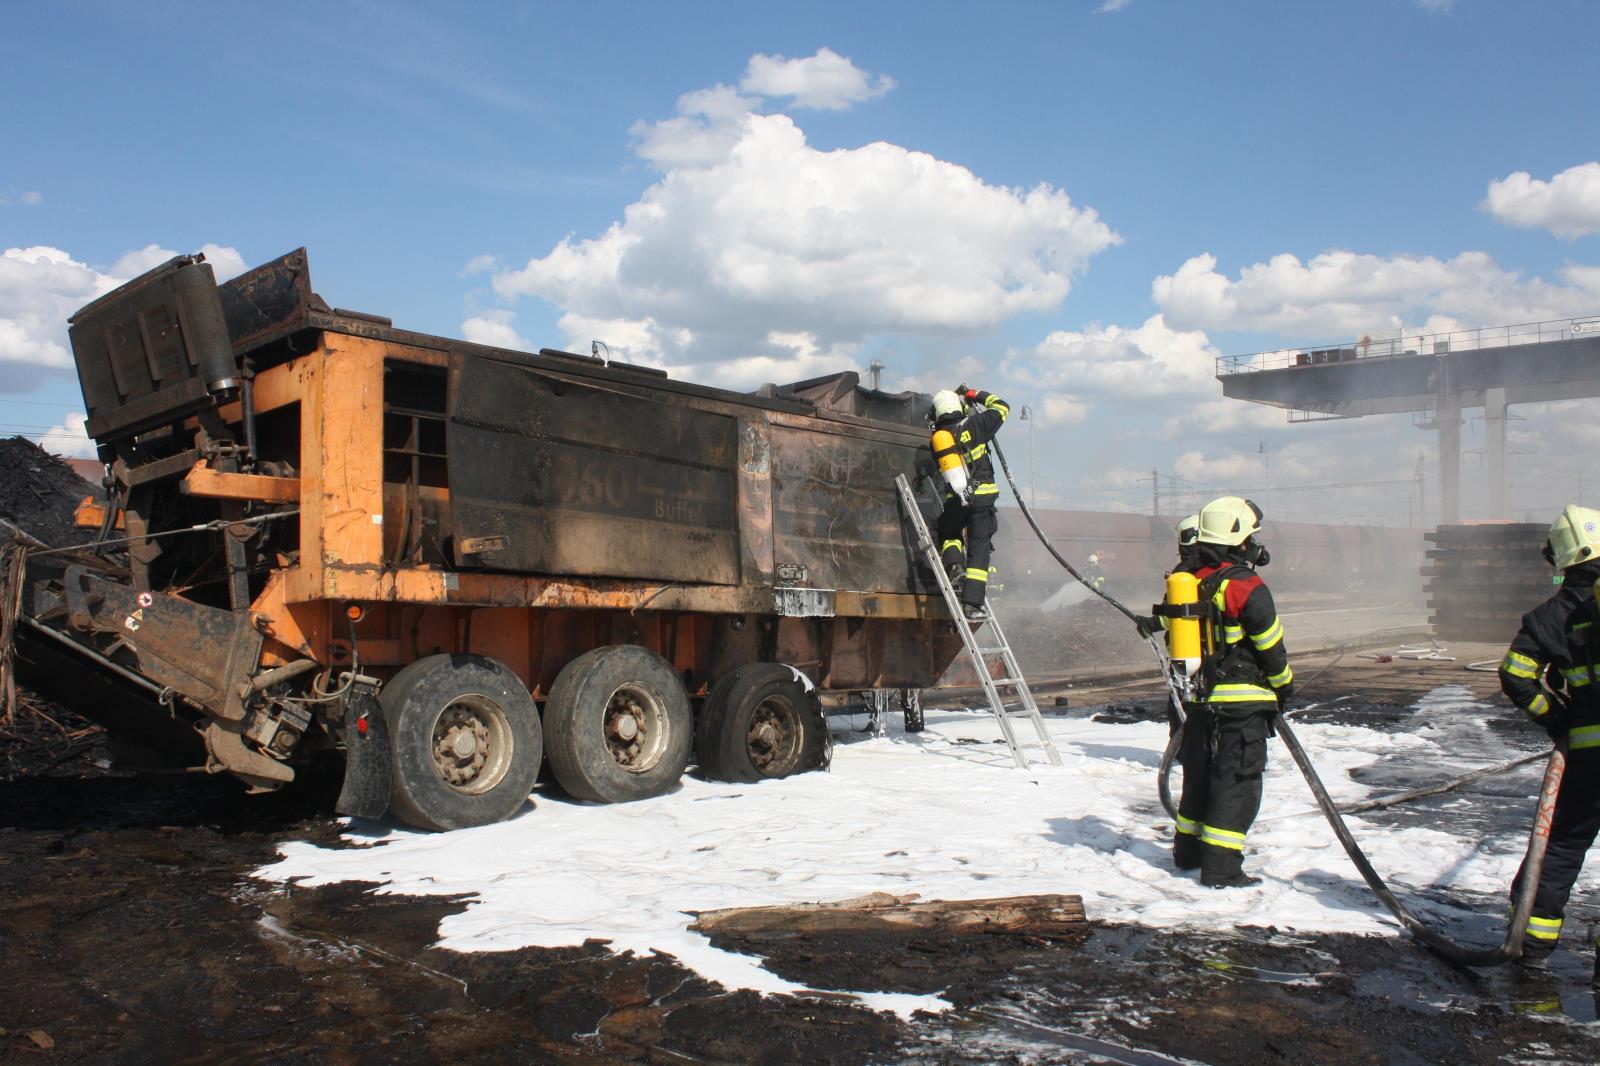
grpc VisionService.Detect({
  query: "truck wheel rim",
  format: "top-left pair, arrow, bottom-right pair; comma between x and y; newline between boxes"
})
747,696 -> 803,775
431,694 -> 514,795
605,684 -> 669,774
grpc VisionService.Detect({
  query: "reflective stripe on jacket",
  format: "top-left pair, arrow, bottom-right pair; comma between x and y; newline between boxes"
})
1193,562 -> 1292,704
1498,561 -> 1600,729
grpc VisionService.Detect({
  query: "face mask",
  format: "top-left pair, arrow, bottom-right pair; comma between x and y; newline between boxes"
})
1244,540 -> 1270,568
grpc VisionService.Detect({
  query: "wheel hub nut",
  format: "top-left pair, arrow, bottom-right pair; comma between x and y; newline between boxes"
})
614,714 -> 639,741
452,731 -> 477,759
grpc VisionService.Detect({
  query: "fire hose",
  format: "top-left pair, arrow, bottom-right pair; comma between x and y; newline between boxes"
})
988,436 -> 1563,966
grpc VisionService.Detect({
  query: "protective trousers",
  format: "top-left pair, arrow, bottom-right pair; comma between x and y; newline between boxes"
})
936,495 -> 998,609
1509,746 -> 1600,953
1174,700 -> 1275,879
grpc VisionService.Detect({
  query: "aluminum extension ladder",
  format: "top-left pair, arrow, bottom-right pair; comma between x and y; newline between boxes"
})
894,474 -> 1062,770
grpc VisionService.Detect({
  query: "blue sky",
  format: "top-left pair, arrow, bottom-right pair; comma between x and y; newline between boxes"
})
4,0 -> 1598,524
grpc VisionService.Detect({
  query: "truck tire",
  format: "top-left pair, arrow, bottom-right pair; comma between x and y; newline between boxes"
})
544,644 -> 692,804
697,663 -> 827,783
381,653 -> 542,831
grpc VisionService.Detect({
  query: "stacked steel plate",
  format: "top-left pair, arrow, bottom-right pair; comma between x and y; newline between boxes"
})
1424,524 -> 1557,644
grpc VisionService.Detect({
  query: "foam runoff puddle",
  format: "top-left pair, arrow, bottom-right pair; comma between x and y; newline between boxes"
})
256,686 -> 1588,1016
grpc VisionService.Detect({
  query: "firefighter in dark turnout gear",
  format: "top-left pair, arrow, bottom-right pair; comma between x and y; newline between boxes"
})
1498,504 -> 1600,980
1174,496 -> 1292,888
928,385 -> 1009,620
1176,513 -> 1201,570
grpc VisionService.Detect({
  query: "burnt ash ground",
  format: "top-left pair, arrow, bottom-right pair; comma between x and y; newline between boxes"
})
5,656 -> 1600,1064
4,456 -> 1596,1062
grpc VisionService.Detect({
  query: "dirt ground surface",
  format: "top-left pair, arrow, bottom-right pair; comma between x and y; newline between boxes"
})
6,642 -> 1600,1064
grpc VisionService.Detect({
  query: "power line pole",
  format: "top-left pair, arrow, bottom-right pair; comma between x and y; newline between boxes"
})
1136,468 -> 1160,516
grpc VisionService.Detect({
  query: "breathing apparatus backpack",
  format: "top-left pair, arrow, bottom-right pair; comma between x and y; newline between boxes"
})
929,421 -> 971,499
1158,562 -> 1262,701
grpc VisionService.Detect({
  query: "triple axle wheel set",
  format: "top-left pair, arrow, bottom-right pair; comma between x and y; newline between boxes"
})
380,646 -> 829,831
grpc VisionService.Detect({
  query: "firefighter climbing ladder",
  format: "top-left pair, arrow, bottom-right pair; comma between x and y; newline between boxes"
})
894,474 -> 1062,770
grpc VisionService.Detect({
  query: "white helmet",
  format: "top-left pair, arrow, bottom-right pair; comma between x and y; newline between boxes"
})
1196,496 -> 1264,546
929,389 -> 963,421
1545,504 -> 1600,569
1177,514 -> 1200,546
1087,554 -> 1100,566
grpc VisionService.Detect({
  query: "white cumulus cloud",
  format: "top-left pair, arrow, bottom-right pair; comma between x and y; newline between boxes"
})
739,47 -> 896,111
0,247 -> 120,389
108,243 -> 247,283
1162,397 -> 1291,439
1153,249 -> 1600,337
1482,162 -> 1600,239
492,55 -> 1118,392
35,411 -> 97,459
1006,314 -> 1219,419
461,309 -> 530,351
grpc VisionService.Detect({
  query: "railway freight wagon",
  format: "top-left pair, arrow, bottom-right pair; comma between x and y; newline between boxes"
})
12,249 -> 964,830
993,509 -> 1423,603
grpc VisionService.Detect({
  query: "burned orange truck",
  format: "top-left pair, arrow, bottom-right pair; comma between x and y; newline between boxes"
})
11,249 -> 964,829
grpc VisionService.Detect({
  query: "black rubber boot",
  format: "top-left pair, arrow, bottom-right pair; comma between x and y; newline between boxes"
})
1173,833 -> 1202,871
1199,844 -> 1261,889
1203,871 -> 1263,889
1518,936 -> 1556,971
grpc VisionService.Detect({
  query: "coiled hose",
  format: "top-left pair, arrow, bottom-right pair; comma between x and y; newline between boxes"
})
988,436 -> 1561,966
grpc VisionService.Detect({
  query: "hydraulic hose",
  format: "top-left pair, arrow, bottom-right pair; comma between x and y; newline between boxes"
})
989,439 -> 1142,626
986,435 -> 1564,967
988,437 -> 1190,812
1276,718 -> 1565,966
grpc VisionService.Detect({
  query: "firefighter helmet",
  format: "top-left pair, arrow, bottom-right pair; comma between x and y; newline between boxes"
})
929,389 -> 963,421
1196,496 -> 1264,546
1544,504 -> 1600,569
1177,514 -> 1200,546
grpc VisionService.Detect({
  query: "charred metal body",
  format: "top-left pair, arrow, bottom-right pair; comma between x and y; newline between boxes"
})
18,249 -> 961,827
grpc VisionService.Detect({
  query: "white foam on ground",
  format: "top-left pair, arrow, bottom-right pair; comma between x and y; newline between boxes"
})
256,684 -> 1591,1016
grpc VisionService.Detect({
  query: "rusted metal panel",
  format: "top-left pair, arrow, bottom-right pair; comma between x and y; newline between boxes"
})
447,353 -> 741,584
68,254 -> 236,441
291,336 -> 386,603
736,419 -> 775,585
216,247 -> 317,352
63,567 -> 262,720
768,424 -> 937,595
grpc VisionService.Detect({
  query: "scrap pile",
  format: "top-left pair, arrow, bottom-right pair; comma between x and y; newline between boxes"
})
0,436 -> 98,548
0,437 -> 106,773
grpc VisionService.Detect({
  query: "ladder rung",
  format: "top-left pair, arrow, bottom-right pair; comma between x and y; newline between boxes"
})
894,472 -> 1060,769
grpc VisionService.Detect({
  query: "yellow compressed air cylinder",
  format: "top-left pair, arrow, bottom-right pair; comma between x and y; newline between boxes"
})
931,428 -> 969,496
1166,570 -> 1201,674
